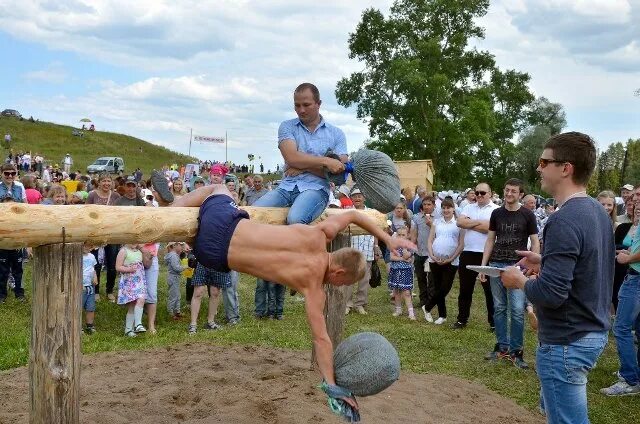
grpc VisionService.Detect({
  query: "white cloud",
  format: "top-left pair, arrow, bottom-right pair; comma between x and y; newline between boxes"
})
3,0 -> 639,169
497,0 -> 640,72
23,61 -> 67,84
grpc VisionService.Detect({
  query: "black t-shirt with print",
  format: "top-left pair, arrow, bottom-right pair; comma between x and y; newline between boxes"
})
489,206 -> 538,263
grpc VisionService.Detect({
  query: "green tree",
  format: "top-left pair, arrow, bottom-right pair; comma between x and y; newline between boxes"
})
335,0 -> 534,189
596,142 -> 626,193
527,97 -> 566,135
623,138 -> 640,184
513,97 -> 566,192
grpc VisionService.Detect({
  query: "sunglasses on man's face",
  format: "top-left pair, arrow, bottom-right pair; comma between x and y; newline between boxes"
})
475,190 -> 487,196
538,158 -> 569,168
3,171 -> 16,177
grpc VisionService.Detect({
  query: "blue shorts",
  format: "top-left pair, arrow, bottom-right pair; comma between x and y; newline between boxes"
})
194,194 -> 249,272
82,286 -> 96,312
191,263 -> 232,289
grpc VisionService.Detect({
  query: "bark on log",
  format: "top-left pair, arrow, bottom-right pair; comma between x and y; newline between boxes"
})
0,204 -> 387,249
30,243 -> 83,424
311,234 -> 350,369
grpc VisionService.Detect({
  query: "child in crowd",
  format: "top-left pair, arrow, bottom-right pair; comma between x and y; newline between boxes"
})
43,185 -> 67,205
165,242 -> 187,319
181,246 -> 196,307
188,262 -> 228,334
82,243 -> 98,334
142,242 -> 160,334
388,226 -> 416,320
115,244 -> 147,337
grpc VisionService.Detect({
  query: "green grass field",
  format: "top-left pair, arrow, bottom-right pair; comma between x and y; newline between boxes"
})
1,116 -> 198,175
0,261 -> 634,423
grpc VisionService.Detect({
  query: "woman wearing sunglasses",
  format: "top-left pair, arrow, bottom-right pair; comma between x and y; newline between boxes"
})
0,163 -> 26,303
0,163 -> 24,202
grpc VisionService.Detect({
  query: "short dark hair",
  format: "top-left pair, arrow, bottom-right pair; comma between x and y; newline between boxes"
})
544,132 -> 596,185
294,83 -> 321,103
504,178 -> 524,193
441,198 -> 456,209
420,196 -> 435,211
1,163 -> 17,172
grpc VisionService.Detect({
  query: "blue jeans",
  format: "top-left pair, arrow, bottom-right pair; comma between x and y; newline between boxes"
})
489,261 -> 525,351
252,185 -> 329,225
222,270 -> 240,322
537,331 -> 608,424
613,273 -> 640,385
254,278 -> 285,317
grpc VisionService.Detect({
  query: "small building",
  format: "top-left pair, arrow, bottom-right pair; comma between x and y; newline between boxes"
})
394,159 -> 435,193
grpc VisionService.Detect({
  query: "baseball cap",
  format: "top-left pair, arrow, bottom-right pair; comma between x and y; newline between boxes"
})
621,184 -> 634,191
141,188 -> 154,198
328,199 -> 342,208
350,187 -> 362,196
338,184 -> 351,197
194,176 -> 205,184
125,176 -> 136,185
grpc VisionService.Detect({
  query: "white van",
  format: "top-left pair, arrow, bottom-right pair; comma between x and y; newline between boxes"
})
87,157 -> 125,174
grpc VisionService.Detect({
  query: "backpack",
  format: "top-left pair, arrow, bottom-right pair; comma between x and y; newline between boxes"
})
369,260 -> 382,288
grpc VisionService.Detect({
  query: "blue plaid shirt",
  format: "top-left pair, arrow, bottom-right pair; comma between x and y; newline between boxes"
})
278,116 -> 347,194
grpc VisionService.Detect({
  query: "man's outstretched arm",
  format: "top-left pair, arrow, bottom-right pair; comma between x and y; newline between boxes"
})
317,210 -> 416,252
304,288 -> 335,384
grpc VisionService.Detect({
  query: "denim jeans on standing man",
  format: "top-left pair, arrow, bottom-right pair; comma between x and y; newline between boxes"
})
252,185 -> 329,225
223,270 -> 240,323
489,261 -> 525,352
254,278 -> 285,318
536,331 -> 608,424
613,273 -> 640,386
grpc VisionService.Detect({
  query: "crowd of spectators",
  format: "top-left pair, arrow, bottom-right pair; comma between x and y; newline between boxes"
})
2,83 -> 639,420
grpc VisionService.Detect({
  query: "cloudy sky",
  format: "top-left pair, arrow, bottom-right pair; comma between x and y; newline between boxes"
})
1,0 -> 638,170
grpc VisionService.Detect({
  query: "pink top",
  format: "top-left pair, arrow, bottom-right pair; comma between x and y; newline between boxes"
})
143,243 -> 159,256
25,188 -> 43,204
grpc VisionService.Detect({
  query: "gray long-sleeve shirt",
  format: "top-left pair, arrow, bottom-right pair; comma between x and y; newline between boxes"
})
524,197 -> 614,345
164,252 -> 186,276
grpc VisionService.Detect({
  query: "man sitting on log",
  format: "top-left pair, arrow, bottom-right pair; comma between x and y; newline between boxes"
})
151,171 -> 414,411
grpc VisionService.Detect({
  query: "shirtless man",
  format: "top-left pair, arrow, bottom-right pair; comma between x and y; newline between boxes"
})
151,172 -> 414,408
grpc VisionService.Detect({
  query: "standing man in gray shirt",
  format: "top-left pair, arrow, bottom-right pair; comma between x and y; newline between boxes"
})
501,132 -> 614,423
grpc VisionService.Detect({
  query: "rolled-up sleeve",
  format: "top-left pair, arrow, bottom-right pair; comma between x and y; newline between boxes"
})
278,120 -> 295,146
333,127 -> 348,156
524,218 -> 579,308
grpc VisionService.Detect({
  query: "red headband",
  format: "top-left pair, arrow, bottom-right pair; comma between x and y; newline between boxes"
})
210,164 -> 228,176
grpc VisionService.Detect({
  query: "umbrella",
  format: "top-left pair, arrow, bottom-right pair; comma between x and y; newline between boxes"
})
79,118 -> 92,122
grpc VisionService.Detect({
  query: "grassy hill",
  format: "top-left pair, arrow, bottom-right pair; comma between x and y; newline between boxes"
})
1,116 -> 199,175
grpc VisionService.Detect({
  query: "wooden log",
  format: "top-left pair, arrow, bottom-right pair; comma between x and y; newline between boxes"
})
30,243 -> 83,424
311,234 -> 350,369
0,204 -> 387,249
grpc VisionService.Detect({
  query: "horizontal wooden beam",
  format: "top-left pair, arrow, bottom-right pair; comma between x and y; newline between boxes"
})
0,204 -> 387,249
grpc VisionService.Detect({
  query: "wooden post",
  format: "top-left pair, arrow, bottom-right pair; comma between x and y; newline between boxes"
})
30,243 -> 83,424
312,234 -> 350,368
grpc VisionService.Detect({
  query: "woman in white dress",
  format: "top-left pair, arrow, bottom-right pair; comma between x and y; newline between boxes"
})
424,198 -> 465,324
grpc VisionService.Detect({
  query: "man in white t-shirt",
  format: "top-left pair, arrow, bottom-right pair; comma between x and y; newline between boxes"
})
344,187 -> 380,315
63,154 -> 73,173
453,182 -> 497,330
21,153 -> 31,173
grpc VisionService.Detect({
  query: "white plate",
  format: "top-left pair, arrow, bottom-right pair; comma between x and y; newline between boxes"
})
466,265 -> 507,278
